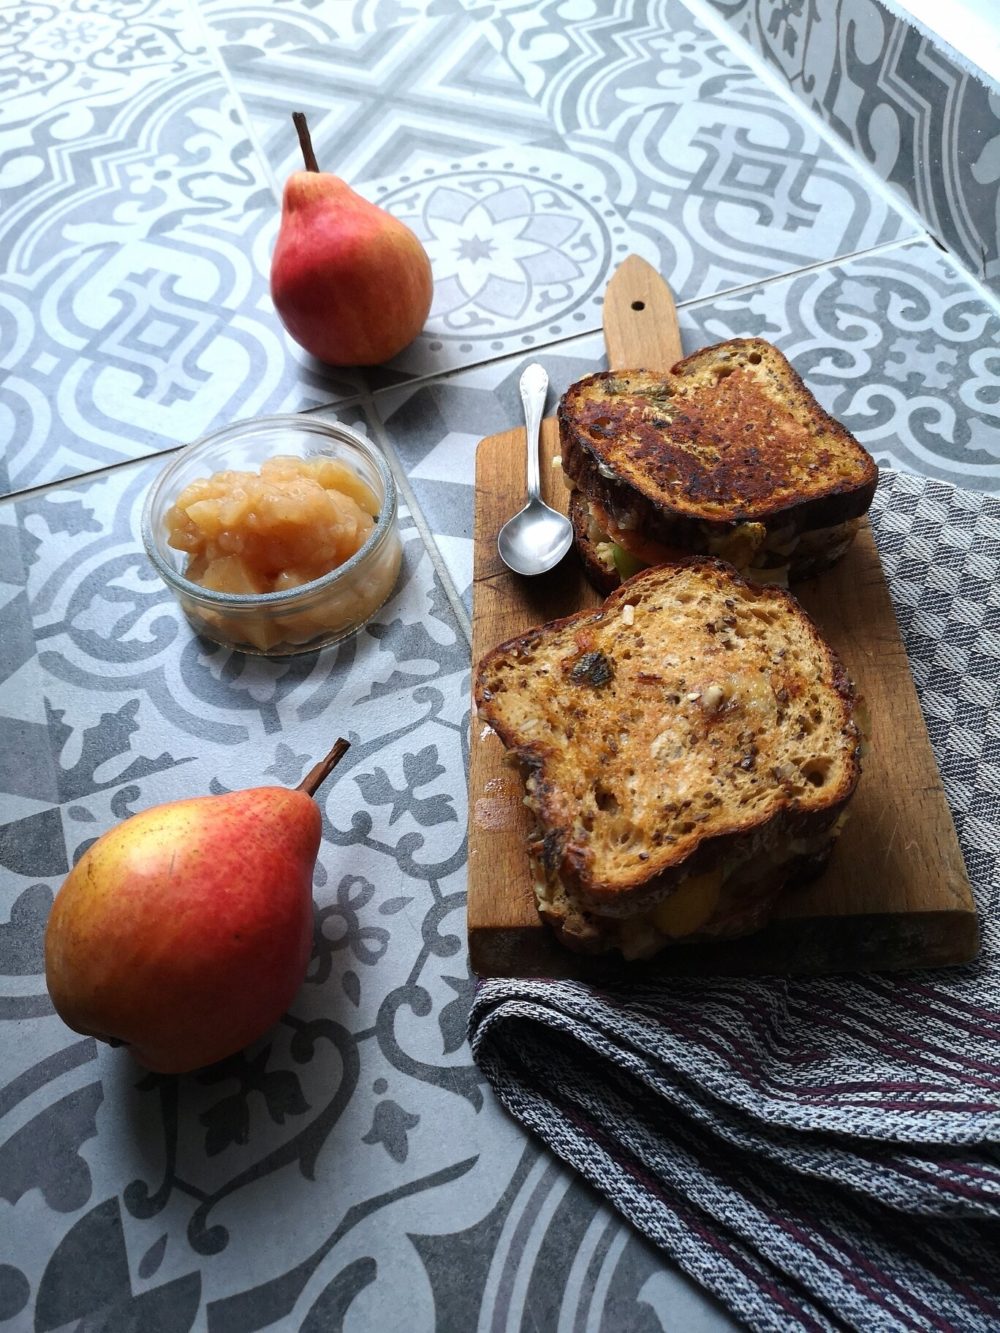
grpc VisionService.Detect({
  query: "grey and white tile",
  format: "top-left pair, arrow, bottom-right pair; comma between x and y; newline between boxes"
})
0,71 -> 274,274
0,206 -> 364,497
359,145 -> 653,387
201,0 -> 466,65
372,237 -> 1000,605
0,420 -> 731,1332
0,0 -> 213,125
482,0 -> 918,301
213,8 -> 563,189
706,0 -> 1000,296
0,0 -> 225,269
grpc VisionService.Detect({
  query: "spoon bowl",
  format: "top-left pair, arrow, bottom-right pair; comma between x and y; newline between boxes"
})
497,364 -> 574,576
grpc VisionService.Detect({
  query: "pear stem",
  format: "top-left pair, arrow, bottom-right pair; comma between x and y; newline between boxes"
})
297,738 -> 350,798
293,112 -> 320,173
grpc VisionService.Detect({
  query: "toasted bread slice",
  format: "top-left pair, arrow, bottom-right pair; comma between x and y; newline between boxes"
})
475,559 -> 862,955
558,338 -> 877,561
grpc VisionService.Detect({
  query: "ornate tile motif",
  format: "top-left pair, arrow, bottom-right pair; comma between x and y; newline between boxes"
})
0,73 -> 274,273
201,0 -> 465,63
685,240 -> 1000,491
0,0 -> 213,120
214,9 -> 563,189
482,0 -> 916,301
706,0 -> 1000,293
0,208 -> 363,497
363,148 -> 650,384
0,1 -> 225,269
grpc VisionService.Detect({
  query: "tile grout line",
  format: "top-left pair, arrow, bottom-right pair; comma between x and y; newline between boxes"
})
362,399 -> 473,647
352,233 -> 930,411
677,233 -> 930,312
0,232 -> 930,510
0,394 -> 372,508
189,0 -> 283,207
0,450 -> 182,509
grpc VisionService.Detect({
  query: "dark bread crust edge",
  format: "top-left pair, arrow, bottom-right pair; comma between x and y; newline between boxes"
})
557,338 -> 879,541
568,487 -> 621,594
538,844 -> 836,956
474,558 -> 863,915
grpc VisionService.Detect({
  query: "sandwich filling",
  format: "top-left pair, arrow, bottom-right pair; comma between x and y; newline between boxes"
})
529,812 -> 848,959
581,494 -> 861,587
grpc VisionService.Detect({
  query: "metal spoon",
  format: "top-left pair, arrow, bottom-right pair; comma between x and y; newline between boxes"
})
497,364 -> 574,576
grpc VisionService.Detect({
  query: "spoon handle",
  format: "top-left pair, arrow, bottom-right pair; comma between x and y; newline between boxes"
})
519,363 -> 549,503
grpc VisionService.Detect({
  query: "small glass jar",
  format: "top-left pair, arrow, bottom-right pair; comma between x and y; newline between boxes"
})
142,415 -> 402,657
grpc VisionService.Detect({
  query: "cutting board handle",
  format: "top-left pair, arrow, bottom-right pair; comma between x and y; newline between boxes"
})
602,255 -> 683,374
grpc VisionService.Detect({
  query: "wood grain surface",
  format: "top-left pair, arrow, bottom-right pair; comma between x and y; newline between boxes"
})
467,257 -> 978,979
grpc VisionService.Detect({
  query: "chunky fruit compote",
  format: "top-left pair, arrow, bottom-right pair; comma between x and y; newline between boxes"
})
166,455 -> 378,593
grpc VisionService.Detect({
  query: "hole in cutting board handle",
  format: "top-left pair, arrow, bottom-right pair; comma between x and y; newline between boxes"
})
631,300 -> 645,311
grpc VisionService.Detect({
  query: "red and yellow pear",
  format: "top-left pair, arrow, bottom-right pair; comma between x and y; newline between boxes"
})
44,739 -> 349,1074
271,112 -> 433,366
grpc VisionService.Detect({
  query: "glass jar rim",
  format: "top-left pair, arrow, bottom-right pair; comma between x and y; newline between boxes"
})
140,414 -> 399,609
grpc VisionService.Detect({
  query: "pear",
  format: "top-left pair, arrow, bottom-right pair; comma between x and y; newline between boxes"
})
44,739 -> 349,1074
271,113 -> 433,366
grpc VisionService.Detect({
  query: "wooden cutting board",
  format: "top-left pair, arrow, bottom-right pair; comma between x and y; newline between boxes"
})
467,256 -> 978,979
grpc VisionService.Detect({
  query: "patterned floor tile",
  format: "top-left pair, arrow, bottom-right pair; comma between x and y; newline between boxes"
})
356,146 -> 655,388
201,0 -> 465,64
0,206 -> 364,497
683,240 -> 1000,493
706,0 -> 1000,297
482,0 -> 919,302
0,0 -> 225,269
0,0 -> 213,126
372,238 -> 1000,603
217,9 -> 563,189
0,70 -> 273,274
0,415 -> 722,1332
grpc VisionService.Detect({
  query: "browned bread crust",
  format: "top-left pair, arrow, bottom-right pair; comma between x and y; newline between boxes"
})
475,559 -> 862,918
538,846 -> 833,957
558,339 -> 878,550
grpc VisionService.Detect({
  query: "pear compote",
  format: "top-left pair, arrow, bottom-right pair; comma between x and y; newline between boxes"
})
162,454 -> 399,653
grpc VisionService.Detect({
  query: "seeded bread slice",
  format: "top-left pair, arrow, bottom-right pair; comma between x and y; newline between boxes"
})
475,558 -> 862,918
558,338 -> 877,559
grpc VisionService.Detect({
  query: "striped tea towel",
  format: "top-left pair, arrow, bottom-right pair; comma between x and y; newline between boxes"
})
470,471 -> 1000,1333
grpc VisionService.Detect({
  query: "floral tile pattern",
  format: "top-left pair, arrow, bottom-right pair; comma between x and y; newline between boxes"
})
362,146 -> 654,386
482,0 -> 918,301
707,0 -> 1000,295
201,0 -> 467,64
0,73 -> 273,273
0,0 -> 221,268
0,435 -> 735,1332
